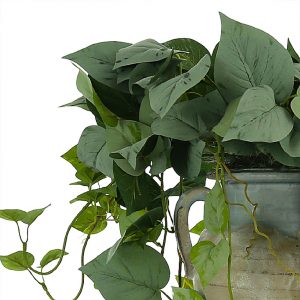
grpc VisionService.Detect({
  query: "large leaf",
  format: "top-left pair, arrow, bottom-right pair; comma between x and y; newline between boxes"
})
149,55 -> 211,117
39,249 -> 68,269
171,139 -> 206,178
280,118 -> 300,157
60,96 -> 89,111
63,41 -> 130,89
106,120 -> 153,171
114,39 -> 174,69
204,182 -> 228,235
152,91 -> 224,141
113,164 -> 161,214
0,251 -> 34,271
77,126 -> 114,178
72,206 -> 107,234
223,86 -> 293,142
80,243 -> 170,300
173,287 -> 204,300
258,142 -> 300,167
164,38 -> 210,70
190,239 -> 229,288
214,13 -> 294,103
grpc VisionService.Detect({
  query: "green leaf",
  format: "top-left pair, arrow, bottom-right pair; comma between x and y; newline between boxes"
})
106,120 -> 153,171
70,189 -> 103,204
204,182 -> 228,235
76,69 -> 118,126
0,209 -> 26,222
39,249 -> 68,269
72,206 -> 107,234
164,38 -> 210,70
113,164 -> 161,214
119,210 -> 146,236
149,137 -> 171,175
60,96 -> 89,110
215,13 -> 294,103
152,91 -> 224,141
171,139 -> 206,178
258,142 -> 300,167
149,55 -> 211,117
291,96 -> 300,119
223,140 -> 257,156
91,77 -> 140,121
213,97 -> 240,137
61,145 -> 104,184
190,220 -> 205,235
223,86 -> 293,142
81,243 -> 170,300
22,205 -> 50,225
77,126 -> 114,178
63,41 -> 130,89
0,251 -> 34,271
294,63 -> 300,80
287,39 -> 300,62
175,276 -> 194,289
190,239 -> 229,288
280,118 -> 300,157
139,93 -> 158,126
114,39 -> 175,69
173,287 -> 205,300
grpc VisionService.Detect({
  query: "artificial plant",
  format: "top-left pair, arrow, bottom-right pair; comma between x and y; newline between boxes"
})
0,13 -> 300,300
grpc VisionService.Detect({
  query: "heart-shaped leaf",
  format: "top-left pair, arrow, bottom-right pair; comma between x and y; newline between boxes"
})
173,287 -> 205,300
0,251 -> 34,271
39,249 -> 68,269
80,243 -> 170,300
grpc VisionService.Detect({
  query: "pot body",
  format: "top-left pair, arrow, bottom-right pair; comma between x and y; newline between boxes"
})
175,170 -> 300,300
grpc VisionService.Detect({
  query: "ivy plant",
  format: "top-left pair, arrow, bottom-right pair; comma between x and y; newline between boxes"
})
0,13 -> 299,300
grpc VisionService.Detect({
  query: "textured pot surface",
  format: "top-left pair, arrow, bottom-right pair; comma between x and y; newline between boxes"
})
175,170 -> 300,300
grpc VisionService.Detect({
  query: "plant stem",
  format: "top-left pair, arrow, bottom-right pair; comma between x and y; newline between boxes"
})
160,289 -> 172,300
29,200 -> 93,276
178,251 -> 183,288
160,173 -> 168,256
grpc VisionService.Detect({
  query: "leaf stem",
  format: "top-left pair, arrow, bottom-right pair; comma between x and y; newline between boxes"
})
160,289 -> 172,300
160,173 -> 168,256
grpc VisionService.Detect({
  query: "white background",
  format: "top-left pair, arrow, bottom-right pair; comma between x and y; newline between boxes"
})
0,0 -> 299,299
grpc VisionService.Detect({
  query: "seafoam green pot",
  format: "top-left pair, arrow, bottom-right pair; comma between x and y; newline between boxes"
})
175,170 -> 300,299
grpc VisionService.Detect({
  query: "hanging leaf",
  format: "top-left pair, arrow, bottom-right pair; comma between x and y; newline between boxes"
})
223,86 -> 293,142
149,55 -> 211,117
0,209 -> 27,222
139,93 -> 158,126
63,41 -> 130,89
214,13 -> 294,103
204,182 -> 228,235
119,210 -> 146,236
171,139 -> 206,178
0,251 -> 34,271
190,239 -> 229,288
113,164 -> 161,214
173,287 -> 205,300
190,220 -> 205,235
22,205 -> 50,225
113,39 -> 175,69
39,249 -> 68,269
80,243 -> 170,300
77,126 -> 114,178
294,63 -> 300,80
72,206 -> 107,234
164,38 -> 210,70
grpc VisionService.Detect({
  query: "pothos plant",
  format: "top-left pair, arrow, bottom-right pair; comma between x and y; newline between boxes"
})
0,13 -> 300,300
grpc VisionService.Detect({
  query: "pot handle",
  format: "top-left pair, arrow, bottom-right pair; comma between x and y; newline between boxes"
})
174,187 -> 210,279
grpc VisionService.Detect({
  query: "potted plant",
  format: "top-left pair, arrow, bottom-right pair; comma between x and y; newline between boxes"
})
0,12 -> 299,300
